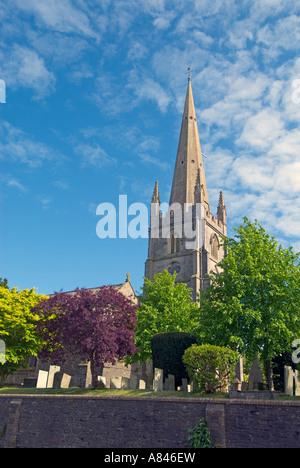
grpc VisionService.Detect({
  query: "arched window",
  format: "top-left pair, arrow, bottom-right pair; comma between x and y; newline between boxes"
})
211,234 -> 219,259
169,230 -> 180,254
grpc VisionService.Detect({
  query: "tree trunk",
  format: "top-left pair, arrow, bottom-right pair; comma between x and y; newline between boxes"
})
89,352 -> 99,389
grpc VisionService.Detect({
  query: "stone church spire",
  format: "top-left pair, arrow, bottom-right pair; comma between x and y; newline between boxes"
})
145,74 -> 227,301
169,75 -> 209,211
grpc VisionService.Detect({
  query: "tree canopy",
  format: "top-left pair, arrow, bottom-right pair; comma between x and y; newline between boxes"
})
34,286 -> 137,388
0,286 -> 47,385
198,217 -> 300,386
130,270 -> 199,363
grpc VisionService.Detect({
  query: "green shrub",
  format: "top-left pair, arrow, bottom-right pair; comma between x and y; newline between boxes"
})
151,332 -> 197,387
187,418 -> 214,448
183,344 -> 239,394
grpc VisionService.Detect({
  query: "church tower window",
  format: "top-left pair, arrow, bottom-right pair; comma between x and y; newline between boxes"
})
211,234 -> 219,259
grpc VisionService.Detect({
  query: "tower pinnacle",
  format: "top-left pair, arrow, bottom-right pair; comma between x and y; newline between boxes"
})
169,75 -> 209,210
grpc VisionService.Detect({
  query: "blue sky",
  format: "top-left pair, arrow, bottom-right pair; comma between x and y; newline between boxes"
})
1,0 -> 300,296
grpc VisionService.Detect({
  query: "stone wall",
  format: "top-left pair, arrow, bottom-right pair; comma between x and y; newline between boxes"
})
0,395 -> 299,448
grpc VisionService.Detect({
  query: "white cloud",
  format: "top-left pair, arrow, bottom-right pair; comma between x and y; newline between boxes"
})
2,46 -> 55,98
0,122 -> 62,167
130,76 -> 171,113
15,0 -> 99,39
237,108 -> 285,150
76,143 -> 117,169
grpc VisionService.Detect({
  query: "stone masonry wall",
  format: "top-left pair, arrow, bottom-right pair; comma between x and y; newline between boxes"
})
0,395 -> 299,448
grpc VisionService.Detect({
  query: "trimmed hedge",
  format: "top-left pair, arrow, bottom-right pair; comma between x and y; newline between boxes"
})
151,332 -> 198,387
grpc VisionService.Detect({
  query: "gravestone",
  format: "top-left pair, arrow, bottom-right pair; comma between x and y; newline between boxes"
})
163,377 -> 169,391
121,377 -> 130,389
36,370 -> 48,388
168,374 -> 175,391
129,374 -> 138,390
23,378 -> 37,388
110,376 -> 122,389
98,376 -> 107,388
139,379 -> 146,390
60,373 -> 71,389
295,370 -> 300,396
248,359 -> 264,390
53,372 -> 71,389
182,378 -> 188,392
47,365 -> 60,388
284,366 -> 294,396
153,368 -> 163,392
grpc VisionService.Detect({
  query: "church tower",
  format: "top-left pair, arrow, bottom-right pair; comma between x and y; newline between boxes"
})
144,74 -> 227,301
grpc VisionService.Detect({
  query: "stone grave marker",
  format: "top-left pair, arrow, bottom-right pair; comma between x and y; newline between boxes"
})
295,370 -> 300,396
248,358 -> 264,390
47,365 -> 60,388
129,374 -> 138,390
284,366 -> 294,396
153,368 -> 163,392
98,376 -> 107,388
168,374 -> 175,391
139,379 -> 146,390
61,373 -> 71,389
121,377 -> 130,389
182,378 -> 188,392
36,370 -> 48,388
110,376 -> 122,389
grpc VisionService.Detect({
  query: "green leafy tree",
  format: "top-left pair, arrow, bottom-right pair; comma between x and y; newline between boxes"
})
0,286 -> 47,385
198,217 -> 300,389
183,344 -> 239,394
0,278 -> 9,289
130,271 -> 199,363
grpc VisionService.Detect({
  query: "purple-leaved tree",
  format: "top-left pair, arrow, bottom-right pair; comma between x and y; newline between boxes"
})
34,286 -> 137,388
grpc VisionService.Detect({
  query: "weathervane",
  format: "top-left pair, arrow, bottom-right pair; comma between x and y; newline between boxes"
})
186,67 -> 192,78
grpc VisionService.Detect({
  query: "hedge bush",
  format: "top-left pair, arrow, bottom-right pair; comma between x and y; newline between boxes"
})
183,344 -> 239,394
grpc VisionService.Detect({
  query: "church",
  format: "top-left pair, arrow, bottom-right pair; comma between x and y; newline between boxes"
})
145,74 -> 227,301
6,75 -> 227,387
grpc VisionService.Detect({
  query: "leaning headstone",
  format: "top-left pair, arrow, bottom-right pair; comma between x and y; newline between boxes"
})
248,359 -> 264,390
153,368 -> 163,392
60,373 -> 71,389
36,370 -> 48,388
47,365 -> 60,388
139,379 -> 146,390
168,374 -> 175,391
284,366 -> 294,396
110,376 -> 122,389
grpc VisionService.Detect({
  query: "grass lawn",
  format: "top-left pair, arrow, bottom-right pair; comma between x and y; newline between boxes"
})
0,386 -> 229,398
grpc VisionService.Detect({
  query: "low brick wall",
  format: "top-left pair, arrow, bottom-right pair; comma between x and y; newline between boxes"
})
0,395 -> 299,448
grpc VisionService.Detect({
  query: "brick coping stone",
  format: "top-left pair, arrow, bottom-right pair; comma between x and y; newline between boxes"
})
0,393 -> 300,406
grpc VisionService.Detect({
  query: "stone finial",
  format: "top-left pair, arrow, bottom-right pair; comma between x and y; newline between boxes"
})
126,273 -> 130,283
151,181 -> 160,204
217,190 -> 227,225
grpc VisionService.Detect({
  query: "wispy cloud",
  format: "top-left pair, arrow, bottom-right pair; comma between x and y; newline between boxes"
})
0,122 -> 63,167
76,143 -> 117,169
